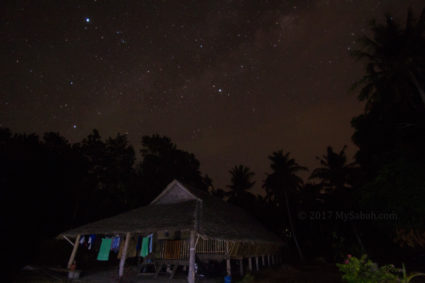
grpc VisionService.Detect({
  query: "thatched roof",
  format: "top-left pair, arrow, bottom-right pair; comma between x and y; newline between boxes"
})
59,180 -> 283,245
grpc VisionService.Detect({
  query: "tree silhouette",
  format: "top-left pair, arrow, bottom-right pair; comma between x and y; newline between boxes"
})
210,187 -> 226,199
139,135 -> 206,201
227,165 -> 255,200
263,150 -> 307,260
309,146 -> 366,255
309,146 -> 354,193
352,8 -> 425,113
351,9 -> 425,177
350,8 -> 425,252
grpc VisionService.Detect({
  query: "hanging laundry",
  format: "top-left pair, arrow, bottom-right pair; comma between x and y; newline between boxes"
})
111,236 -> 121,253
148,234 -> 153,253
97,238 -> 112,261
88,234 -> 96,250
140,236 -> 149,257
79,235 -> 86,245
136,236 -> 142,252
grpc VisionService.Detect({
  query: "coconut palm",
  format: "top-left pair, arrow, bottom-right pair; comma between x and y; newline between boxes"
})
352,8 -> 425,114
310,146 -> 367,253
226,165 -> 255,203
309,146 -> 354,193
263,150 -> 307,260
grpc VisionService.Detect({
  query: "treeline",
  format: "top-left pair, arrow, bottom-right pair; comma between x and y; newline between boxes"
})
0,130 -> 212,276
219,8 -> 425,264
0,126 -> 358,267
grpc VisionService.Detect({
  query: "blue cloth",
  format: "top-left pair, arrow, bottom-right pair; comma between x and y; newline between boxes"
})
111,236 -> 120,253
148,234 -> 153,253
88,234 -> 96,250
136,236 -> 142,252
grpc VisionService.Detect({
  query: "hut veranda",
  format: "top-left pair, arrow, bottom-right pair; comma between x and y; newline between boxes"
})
59,180 -> 284,282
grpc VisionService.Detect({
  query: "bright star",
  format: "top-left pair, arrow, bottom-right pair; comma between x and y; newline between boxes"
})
85,17 -> 90,23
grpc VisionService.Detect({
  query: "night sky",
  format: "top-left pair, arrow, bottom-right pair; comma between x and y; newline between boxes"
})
1,0 -> 424,190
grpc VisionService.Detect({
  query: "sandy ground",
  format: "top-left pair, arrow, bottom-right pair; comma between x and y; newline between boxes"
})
13,261 -> 425,282
14,265 -> 221,283
80,266 -> 220,283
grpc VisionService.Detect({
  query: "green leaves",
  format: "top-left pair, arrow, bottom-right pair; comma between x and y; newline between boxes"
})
337,255 -> 425,283
337,254 -> 399,283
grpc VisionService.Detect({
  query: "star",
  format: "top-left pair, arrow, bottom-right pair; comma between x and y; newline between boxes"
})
85,17 -> 91,23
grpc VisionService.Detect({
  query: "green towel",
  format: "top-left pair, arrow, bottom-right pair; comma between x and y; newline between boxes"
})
140,237 -> 149,257
97,238 -> 112,261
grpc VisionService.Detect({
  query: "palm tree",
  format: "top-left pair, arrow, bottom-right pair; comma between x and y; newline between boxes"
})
263,150 -> 307,261
310,146 -> 366,253
309,146 -> 354,193
352,8 -> 425,114
226,165 -> 255,203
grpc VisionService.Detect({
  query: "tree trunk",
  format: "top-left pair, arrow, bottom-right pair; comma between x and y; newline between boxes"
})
284,191 -> 304,261
409,71 -> 425,107
351,222 -> 366,254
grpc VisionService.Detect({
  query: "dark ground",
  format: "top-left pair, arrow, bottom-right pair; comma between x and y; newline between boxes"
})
13,263 -> 343,283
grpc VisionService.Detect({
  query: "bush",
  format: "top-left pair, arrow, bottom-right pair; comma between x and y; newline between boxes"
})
337,254 -> 425,283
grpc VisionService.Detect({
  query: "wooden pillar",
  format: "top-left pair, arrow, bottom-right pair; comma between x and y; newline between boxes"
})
225,241 -> 231,276
119,232 -> 131,278
255,256 -> 259,271
272,255 -> 275,265
262,255 -> 265,266
248,257 -> 252,272
268,255 -> 271,266
226,258 -> 231,276
239,258 -> 243,275
188,230 -> 196,283
67,234 -> 81,269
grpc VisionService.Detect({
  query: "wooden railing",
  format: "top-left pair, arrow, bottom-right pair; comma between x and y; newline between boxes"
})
157,239 -> 279,259
196,239 -> 226,254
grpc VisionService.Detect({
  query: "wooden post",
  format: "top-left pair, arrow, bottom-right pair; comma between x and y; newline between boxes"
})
226,258 -> 231,276
255,256 -> 259,271
119,232 -> 131,278
248,257 -> 252,272
268,255 -> 271,266
225,241 -> 231,276
188,230 -> 196,283
262,255 -> 265,266
272,255 -> 275,265
239,258 -> 243,275
67,234 -> 81,269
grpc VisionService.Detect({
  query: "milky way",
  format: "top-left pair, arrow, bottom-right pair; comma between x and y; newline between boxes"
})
1,0 -> 424,190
